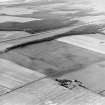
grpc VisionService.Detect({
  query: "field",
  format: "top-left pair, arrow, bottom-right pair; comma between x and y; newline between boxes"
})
0,0 -> 105,103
